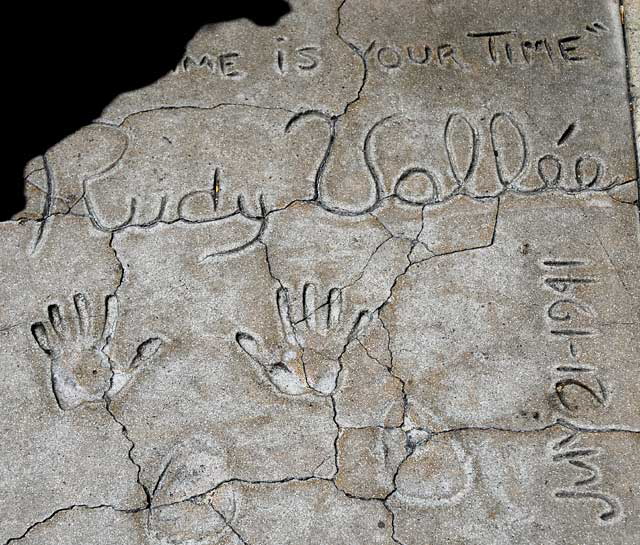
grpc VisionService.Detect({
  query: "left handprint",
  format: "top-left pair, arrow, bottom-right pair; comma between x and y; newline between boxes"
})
31,293 -> 161,410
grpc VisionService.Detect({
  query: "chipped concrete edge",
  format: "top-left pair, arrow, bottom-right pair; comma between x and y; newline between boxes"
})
622,0 -> 640,211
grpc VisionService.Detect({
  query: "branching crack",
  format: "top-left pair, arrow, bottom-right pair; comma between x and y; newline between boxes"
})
99,233 -> 151,508
335,0 -> 369,118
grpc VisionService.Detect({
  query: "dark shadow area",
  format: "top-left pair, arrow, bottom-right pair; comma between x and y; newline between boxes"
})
2,2 -> 290,220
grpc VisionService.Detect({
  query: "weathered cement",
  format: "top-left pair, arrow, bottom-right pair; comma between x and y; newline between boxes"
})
3,1 -> 639,544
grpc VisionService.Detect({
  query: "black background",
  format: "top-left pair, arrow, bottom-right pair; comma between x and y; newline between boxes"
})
2,2 -> 290,220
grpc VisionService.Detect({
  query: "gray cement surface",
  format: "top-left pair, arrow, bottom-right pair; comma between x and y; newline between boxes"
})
2,1 -> 639,544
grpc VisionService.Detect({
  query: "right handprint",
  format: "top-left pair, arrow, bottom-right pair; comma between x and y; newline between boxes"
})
236,284 -> 371,396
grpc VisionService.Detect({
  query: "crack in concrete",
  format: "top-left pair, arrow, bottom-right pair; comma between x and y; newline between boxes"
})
103,400 -> 152,508
4,5 -> 640,543
329,395 -> 342,480
8,418 -> 636,545
3,504 -> 144,545
209,504 -> 253,545
335,0 -> 369,118
112,102 -> 298,128
619,0 -> 640,215
291,233 -> 397,327
154,475 -> 324,510
100,233 -> 152,509
427,421 -> 640,436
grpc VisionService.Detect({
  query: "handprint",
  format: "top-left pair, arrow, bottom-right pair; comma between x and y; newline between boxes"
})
236,284 -> 371,396
31,293 -> 161,410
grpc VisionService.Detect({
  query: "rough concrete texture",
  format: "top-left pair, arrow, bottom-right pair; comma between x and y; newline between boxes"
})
2,1 -> 639,544
626,1 -> 639,160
